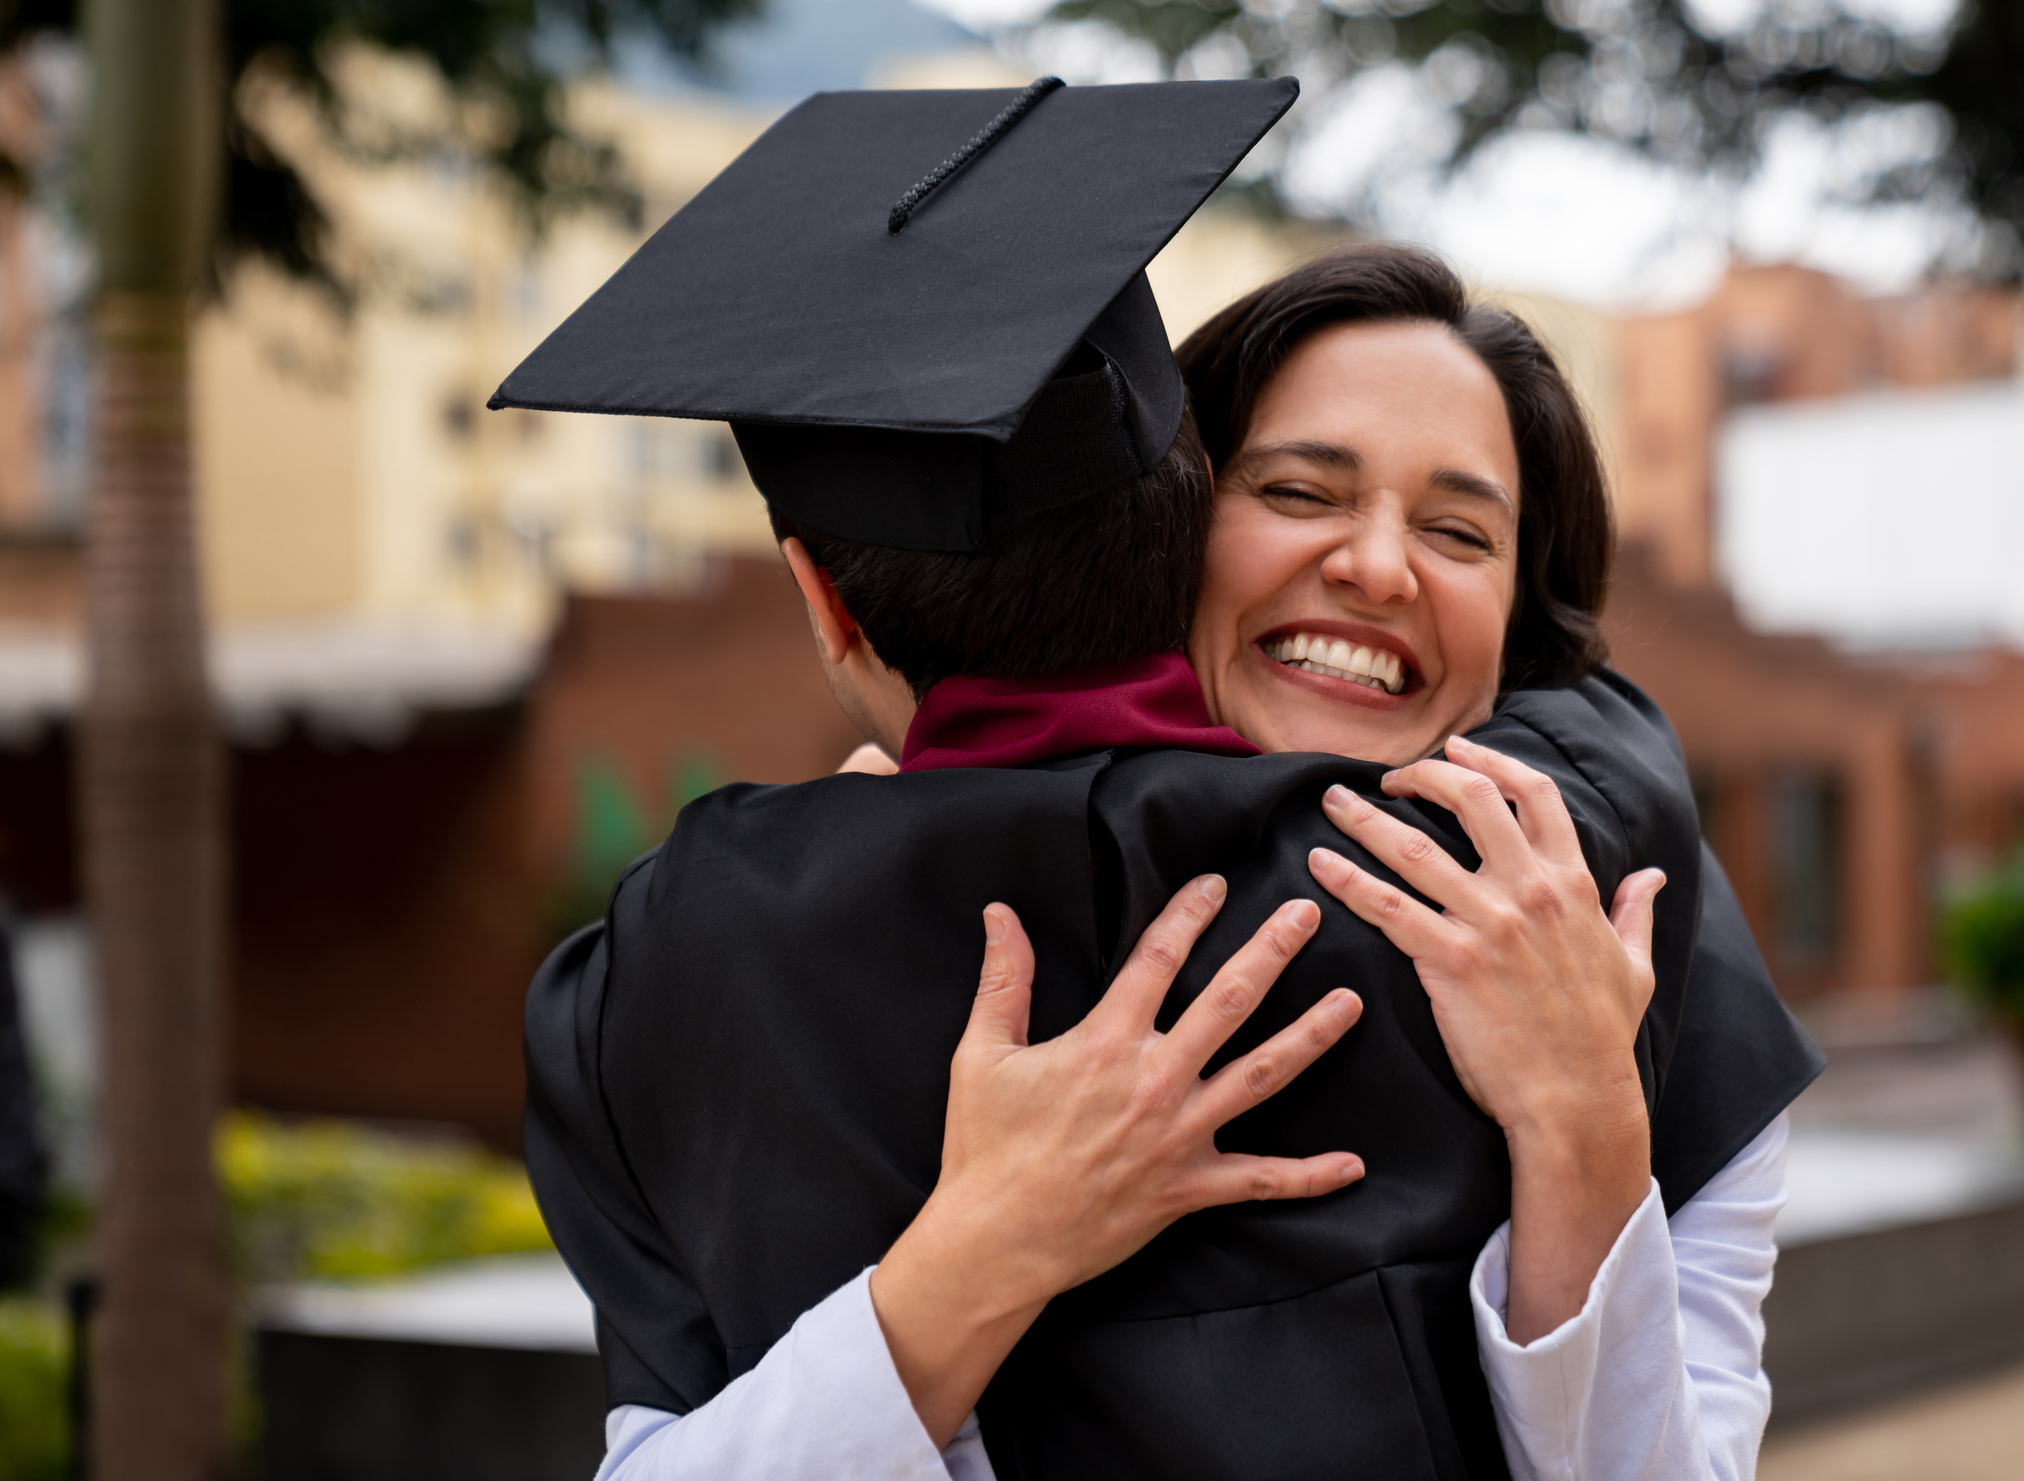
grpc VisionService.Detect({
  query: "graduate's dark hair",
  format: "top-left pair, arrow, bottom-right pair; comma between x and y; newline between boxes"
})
1177,243 -> 1613,692
769,405 -> 1213,700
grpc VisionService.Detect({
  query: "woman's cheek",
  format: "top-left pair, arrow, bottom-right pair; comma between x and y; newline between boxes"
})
1476,584 -> 1516,701
1432,570 -> 1511,720
1198,507 -> 1272,657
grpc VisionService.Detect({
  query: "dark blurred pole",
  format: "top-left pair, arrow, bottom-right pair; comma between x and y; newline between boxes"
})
0,915 -> 47,1289
79,2 -> 229,1480
67,1275 -> 101,1481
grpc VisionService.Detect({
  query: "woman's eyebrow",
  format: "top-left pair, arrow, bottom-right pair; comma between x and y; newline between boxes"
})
1430,467 -> 1513,511
1229,439 -> 1362,476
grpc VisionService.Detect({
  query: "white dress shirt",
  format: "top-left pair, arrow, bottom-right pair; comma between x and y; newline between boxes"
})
594,1114 -> 1789,1481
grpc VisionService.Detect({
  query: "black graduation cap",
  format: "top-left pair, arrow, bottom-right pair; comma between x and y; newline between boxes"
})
490,77 -> 1299,550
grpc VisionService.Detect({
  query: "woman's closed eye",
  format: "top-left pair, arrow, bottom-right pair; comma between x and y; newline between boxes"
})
1254,482 -> 1340,513
1425,521 -> 1495,553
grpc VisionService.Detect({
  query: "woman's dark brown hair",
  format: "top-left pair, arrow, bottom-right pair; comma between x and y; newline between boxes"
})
1176,243 -> 1613,691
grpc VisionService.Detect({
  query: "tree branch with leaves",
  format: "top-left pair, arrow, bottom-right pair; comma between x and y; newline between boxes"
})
1048,0 -> 2021,276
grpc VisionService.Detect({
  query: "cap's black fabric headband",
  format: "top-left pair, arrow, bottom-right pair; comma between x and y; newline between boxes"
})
887,77 -> 1065,235
735,271 -> 1185,552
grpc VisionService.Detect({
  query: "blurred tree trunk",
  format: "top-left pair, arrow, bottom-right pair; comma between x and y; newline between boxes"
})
80,2 -> 228,1478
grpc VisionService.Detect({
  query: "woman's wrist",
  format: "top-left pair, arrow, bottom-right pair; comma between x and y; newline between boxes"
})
884,1182 -> 1064,1323
1502,1069 -> 1648,1174
1501,1075 -> 1652,1344
868,1190 -> 1054,1448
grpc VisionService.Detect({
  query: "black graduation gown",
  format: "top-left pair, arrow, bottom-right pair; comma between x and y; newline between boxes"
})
524,673 -> 1822,1480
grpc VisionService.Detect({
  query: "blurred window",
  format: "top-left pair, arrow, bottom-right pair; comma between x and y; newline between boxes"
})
511,264 -> 542,320
444,516 -> 481,568
1770,767 -> 1843,958
1720,338 -> 1783,405
442,395 -> 476,441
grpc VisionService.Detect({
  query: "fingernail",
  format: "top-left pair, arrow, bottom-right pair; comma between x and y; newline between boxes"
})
1196,874 -> 1227,903
1329,987 -> 1357,1019
1289,898 -> 1321,930
1448,734 -> 1474,752
982,906 -> 1006,945
1309,846 -> 1342,871
1340,1157 -> 1365,1184
1325,784 -> 1351,810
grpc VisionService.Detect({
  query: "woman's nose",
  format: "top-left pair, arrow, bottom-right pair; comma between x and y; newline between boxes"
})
1320,517 -> 1418,606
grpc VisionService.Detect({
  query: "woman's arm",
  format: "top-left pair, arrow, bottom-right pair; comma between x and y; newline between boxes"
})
592,1272 -> 993,1481
1305,732 -> 1665,1341
1470,1115 -> 1786,1481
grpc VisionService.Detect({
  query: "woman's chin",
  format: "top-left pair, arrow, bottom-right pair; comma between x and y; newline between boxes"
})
1230,655 -> 1446,764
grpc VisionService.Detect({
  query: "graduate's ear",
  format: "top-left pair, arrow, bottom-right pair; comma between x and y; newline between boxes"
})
781,537 -> 857,666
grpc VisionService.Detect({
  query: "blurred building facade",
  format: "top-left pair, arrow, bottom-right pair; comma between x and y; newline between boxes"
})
1613,264 -> 2019,591
1600,265 -> 2024,1004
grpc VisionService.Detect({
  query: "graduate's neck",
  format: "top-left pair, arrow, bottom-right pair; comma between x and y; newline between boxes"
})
782,536 -> 919,756
824,653 -> 917,757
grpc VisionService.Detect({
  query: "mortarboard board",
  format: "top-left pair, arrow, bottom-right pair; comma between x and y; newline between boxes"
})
489,77 -> 1299,550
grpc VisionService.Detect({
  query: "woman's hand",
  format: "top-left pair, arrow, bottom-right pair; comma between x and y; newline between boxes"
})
870,878 -> 1366,1445
1305,733 -> 1665,1342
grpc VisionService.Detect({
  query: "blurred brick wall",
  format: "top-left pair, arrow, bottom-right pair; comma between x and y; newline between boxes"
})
228,711 -> 538,1143
1606,547 -> 1932,1000
518,559 -> 865,892
225,556 -> 860,1147
1917,654 -> 2024,876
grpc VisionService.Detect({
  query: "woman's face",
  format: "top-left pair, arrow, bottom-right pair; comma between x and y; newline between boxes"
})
1191,319 -> 1520,766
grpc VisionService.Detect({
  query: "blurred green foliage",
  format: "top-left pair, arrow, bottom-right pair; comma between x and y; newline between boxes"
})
0,1112 -> 557,1477
218,1111 -> 552,1284
0,1300 -> 65,1481
0,1 -> 764,301
546,750 -> 721,945
1942,848 -> 2024,1025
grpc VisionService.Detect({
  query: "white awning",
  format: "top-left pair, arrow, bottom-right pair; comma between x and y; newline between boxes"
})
0,618 -> 540,749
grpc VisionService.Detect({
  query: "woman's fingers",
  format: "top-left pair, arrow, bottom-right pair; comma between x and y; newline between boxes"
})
1321,782 -> 1483,912
960,904 -> 1035,1053
1180,1151 -> 1366,1211
1195,988 -> 1363,1128
1307,845 -> 1450,957
1435,735 -> 1586,866
1371,757 -> 1532,877
1160,898 -> 1320,1075
1608,868 -> 1666,1005
1099,873 -> 1228,1031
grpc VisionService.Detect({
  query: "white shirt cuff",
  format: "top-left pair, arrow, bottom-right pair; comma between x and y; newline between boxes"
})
1470,1179 -> 1693,1481
598,1268 -> 992,1480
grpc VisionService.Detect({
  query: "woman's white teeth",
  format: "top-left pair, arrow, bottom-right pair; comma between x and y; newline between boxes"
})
1265,634 -> 1407,694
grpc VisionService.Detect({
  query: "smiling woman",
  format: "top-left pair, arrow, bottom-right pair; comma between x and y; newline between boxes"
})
1182,244 -> 1613,764
1139,244 -> 1817,1478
